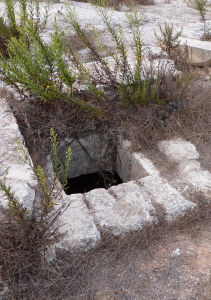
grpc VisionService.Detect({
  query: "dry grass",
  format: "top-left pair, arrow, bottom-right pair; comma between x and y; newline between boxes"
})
4,63 -> 211,169
201,31 -> 211,40
1,203 -> 210,299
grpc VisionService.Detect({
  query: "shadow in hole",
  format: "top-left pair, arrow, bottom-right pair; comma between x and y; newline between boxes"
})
65,171 -> 123,194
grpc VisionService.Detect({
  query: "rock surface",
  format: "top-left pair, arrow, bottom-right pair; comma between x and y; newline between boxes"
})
158,138 -> 200,162
60,133 -> 116,179
179,37 -> 211,66
55,193 -> 101,252
0,98 -> 37,222
139,176 -> 196,222
158,138 -> 211,200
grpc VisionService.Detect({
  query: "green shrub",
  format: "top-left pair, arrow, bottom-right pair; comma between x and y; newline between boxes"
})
0,0 -> 20,57
0,21 -> 101,114
65,0 -> 161,106
0,0 -> 51,57
154,22 -> 182,57
194,0 -> 208,22
193,0 -> 209,38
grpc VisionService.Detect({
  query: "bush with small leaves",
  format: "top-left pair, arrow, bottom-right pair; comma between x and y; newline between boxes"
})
194,0 -> 208,22
154,22 -> 182,57
193,0 -> 209,38
65,0 -> 161,106
0,0 -> 52,57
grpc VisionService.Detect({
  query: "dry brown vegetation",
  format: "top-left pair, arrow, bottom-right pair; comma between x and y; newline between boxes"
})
0,203 -> 210,299
5,62 -> 211,166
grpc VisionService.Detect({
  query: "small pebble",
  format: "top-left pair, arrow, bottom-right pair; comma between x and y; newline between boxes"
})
171,248 -> 181,258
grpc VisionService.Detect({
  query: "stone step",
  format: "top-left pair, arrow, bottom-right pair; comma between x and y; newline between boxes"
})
138,176 -> 196,222
158,138 -> 211,200
84,177 -> 195,239
55,193 -> 101,252
85,182 -> 158,235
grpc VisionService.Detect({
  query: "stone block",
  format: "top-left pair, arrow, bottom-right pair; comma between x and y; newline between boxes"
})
1,181 -> 35,212
4,164 -> 37,187
158,139 -> 211,200
138,176 -> 196,222
130,152 -> 159,181
179,38 -> 211,66
85,188 -> 124,234
0,98 -> 37,222
179,163 -> 211,200
107,181 -> 158,233
116,140 -> 132,182
158,138 -> 199,162
55,194 -> 101,252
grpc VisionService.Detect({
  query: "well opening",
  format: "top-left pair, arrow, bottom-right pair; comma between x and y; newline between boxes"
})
60,133 -> 127,195
65,170 -> 123,194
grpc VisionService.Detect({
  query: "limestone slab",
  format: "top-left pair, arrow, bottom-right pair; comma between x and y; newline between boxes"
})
158,139 -> 211,200
130,152 -> 159,181
158,138 -> 199,162
179,38 -> 211,66
86,187 -> 157,235
116,140 -> 132,182
179,162 -> 211,200
0,98 -> 37,221
138,176 -> 196,222
107,181 -> 158,233
55,194 -> 101,252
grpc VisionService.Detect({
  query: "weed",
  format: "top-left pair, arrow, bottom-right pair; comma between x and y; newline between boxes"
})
65,0 -> 160,106
193,0 -> 210,39
193,0 -> 208,22
0,129 -> 71,298
0,0 -> 20,57
0,0 -> 51,57
154,22 -> 182,58
0,20 -> 102,114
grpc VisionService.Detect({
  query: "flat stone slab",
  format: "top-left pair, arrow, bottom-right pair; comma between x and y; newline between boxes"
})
116,140 -> 132,182
158,138 -> 199,162
179,37 -> 211,66
158,139 -> 211,200
107,181 -> 158,232
0,98 -> 37,221
138,176 -> 196,222
130,152 -> 160,180
85,186 -> 157,235
55,194 -> 101,252
179,161 -> 211,199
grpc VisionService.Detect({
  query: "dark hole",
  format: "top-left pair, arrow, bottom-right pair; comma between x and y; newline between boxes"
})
65,171 -> 123,195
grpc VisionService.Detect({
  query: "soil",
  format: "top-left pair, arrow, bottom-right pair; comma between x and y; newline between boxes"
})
84,220 -> 211,300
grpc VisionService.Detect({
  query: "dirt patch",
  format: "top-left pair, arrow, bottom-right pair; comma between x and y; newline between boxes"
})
76,220 -> 211,300
1,218 -> 210,299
